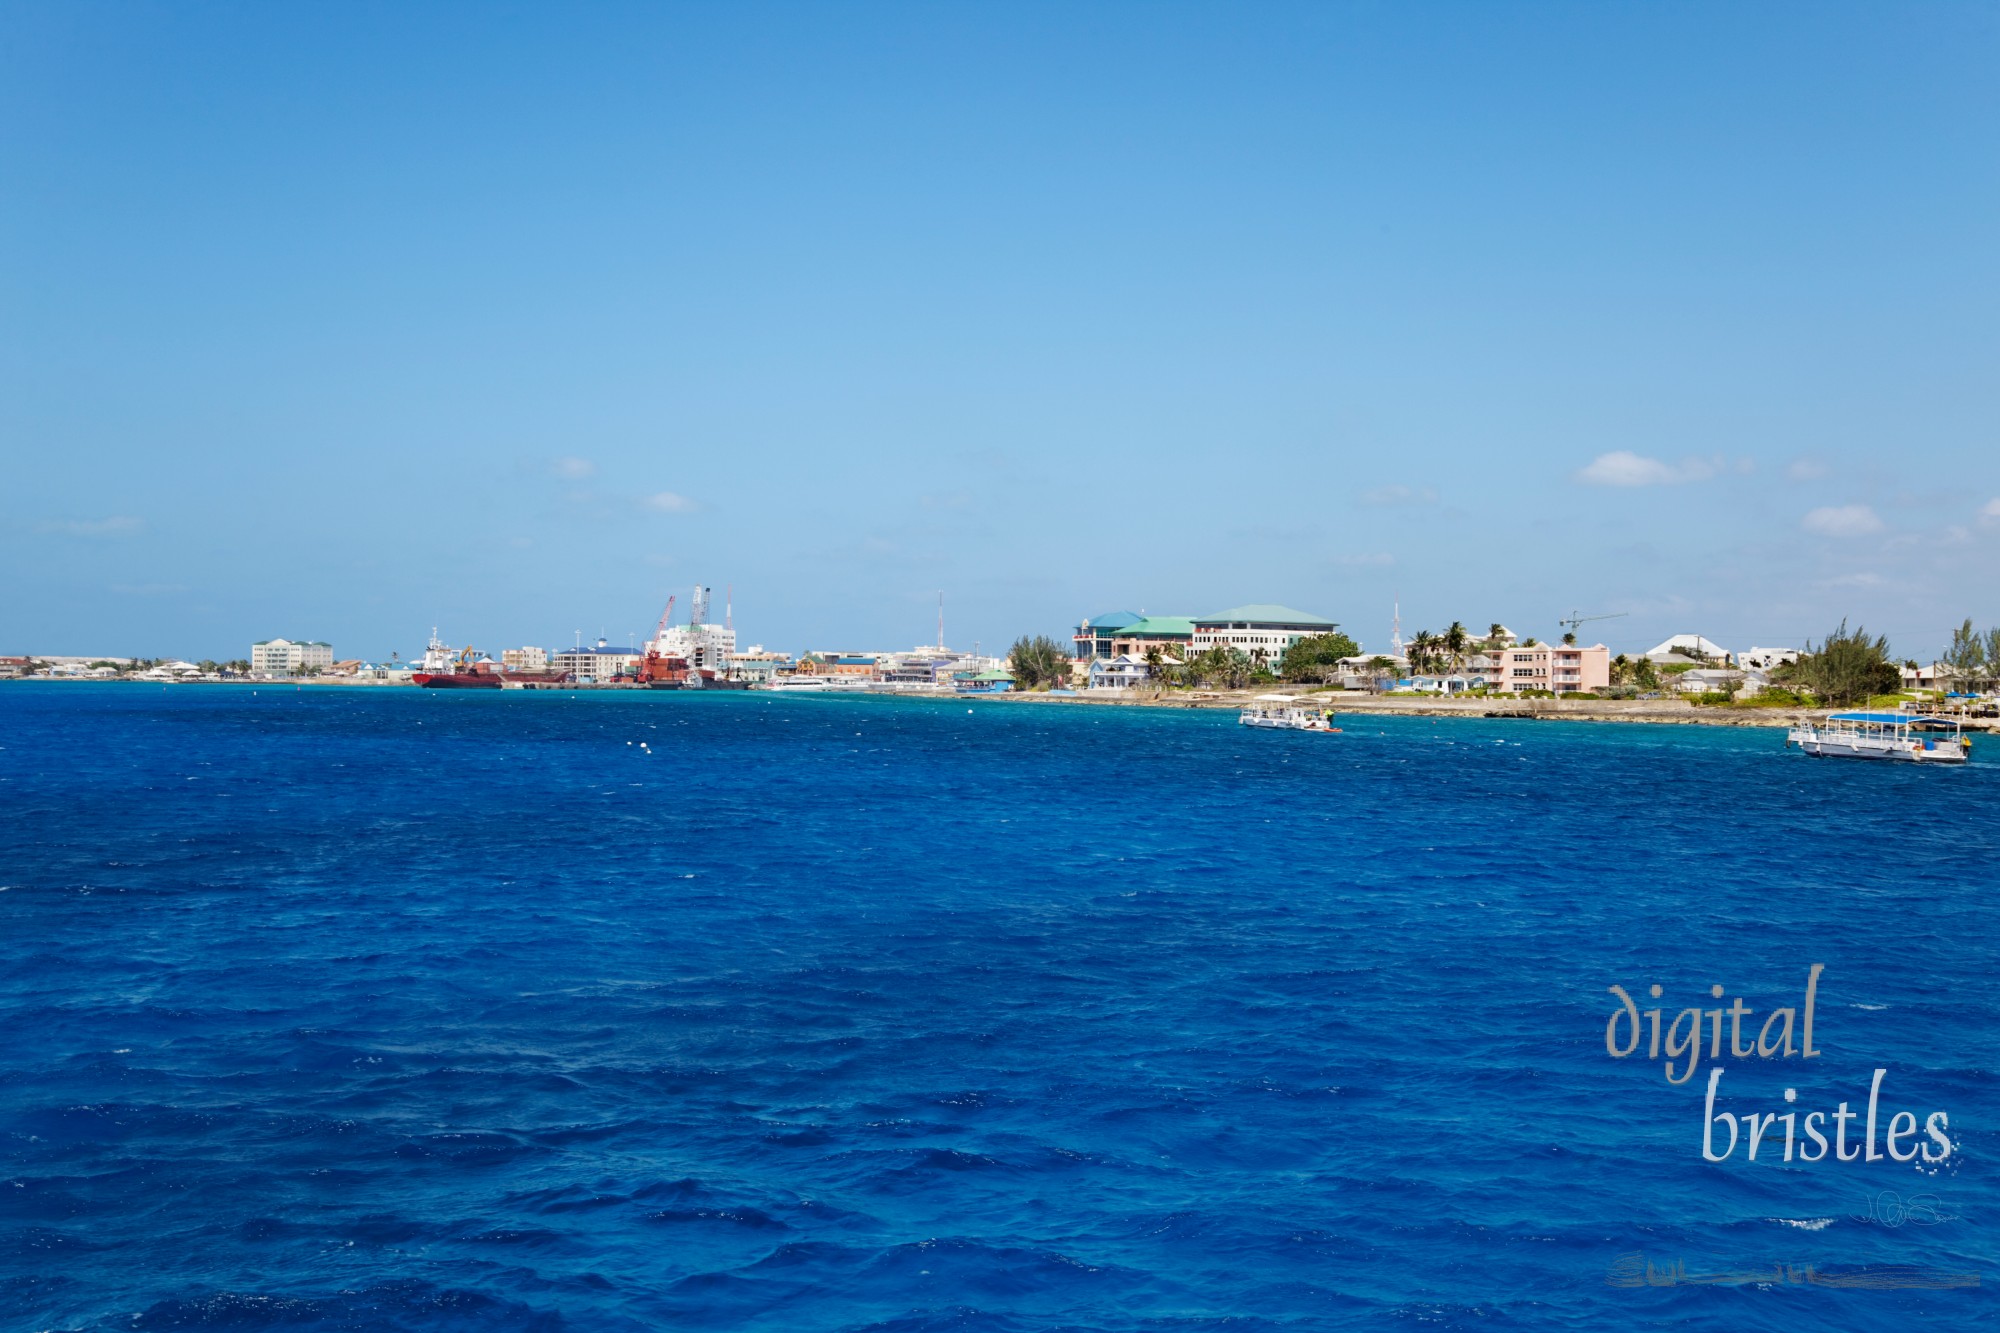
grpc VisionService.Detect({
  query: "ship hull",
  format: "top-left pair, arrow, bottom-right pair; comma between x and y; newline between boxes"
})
413,672 -> 503,689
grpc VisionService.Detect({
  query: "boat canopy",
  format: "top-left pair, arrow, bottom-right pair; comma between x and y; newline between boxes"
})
1827,711 -> 1958,728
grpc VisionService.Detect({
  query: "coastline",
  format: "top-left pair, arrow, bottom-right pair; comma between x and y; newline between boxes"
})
979,687 -> 2000,732
11,676 -> 1994,734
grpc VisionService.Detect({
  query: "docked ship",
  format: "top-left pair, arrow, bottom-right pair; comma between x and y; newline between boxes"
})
412,630 -> 504,689
1786,711 -> 1970,763
638,586 -> 751,689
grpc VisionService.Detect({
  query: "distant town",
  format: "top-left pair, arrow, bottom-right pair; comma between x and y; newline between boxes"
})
6,588 -> 1997,714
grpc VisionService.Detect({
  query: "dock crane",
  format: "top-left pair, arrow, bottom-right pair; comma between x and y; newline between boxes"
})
637,594 -> 690,686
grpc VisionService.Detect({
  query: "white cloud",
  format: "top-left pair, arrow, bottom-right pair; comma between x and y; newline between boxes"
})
1574,452 -> 1716,487
643,491 -> 698,513
1360,484 -> 1438,507
1979,497 -> 2000,527
552,456 -> 596,479
1801,504 -> 1885,538
1786,458 -> 1828,481
40,516 -> 143,537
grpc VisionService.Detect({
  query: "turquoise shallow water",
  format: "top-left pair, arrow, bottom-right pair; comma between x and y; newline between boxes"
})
0,684 -> 1993,1331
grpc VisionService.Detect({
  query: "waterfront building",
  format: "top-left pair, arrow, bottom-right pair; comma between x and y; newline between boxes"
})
1900,661 -> 1961,692
1073,611 -> 1143,660
250,638 -> 334,675
0,656 -> 29,678
551,642 -> 643,682
1191,606 -> 1340,665
1404,673 -> 1483,694
1469,641 -> 1611,694
726,647 -> 794,684
1088,654 -> 1170,690
1675,667 -> 1750,695
1109,616 -> 1197,658
502,647 -> 550,671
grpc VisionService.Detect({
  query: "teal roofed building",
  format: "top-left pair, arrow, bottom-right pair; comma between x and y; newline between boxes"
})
1073,610 -> 1143,660
1192,605 -> 1341,665
1110,616 -> 1197,656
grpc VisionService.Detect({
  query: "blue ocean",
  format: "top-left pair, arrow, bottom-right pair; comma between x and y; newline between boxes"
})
1,685 -> 1992,1332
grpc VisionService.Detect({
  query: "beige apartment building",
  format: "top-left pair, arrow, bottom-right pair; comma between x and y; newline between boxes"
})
250,638 -> 334,675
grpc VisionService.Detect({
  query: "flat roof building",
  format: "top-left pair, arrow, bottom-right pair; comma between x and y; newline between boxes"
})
1192,605 -> 1339,665
251,638 -> 333,676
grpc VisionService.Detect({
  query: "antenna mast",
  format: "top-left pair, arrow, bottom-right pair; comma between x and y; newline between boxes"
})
726,584 -> 733,632
938,591 -> 945,651
691,585 -> 710,627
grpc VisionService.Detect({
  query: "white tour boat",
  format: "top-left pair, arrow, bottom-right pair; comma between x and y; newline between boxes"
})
760,675 -> 871,693
1786,711 -> 1970,763
1238,705 -> 1341,732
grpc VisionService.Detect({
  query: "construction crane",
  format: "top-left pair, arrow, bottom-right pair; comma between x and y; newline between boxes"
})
651,595 -> 676,644
1559,610 -> 1628,634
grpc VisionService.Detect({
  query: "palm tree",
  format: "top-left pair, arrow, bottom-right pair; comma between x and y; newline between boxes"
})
1409,630 -> 1438,675
1443,622 -> 1469,674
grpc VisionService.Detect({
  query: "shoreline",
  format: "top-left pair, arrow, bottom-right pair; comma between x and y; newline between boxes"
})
979,687 -> 2000,732
10,676 -> 1994,733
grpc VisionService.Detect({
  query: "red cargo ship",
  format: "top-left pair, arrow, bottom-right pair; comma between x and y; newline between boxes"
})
413,631 -> 504,688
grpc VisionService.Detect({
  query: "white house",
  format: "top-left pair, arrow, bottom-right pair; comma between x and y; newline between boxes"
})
1088,654 -> 1168,690
1674,668 -> 1749,695
1645,634 -> 1732,664
1739,646 -> 1800,671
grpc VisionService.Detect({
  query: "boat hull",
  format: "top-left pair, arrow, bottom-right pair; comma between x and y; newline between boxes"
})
413,672 -> 503,689
1787,728 -> 1968,762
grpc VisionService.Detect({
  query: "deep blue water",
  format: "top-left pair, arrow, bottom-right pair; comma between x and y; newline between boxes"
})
1,684 -> 1993,1332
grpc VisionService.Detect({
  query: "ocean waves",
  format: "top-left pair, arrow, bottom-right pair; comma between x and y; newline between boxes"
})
1,687 -> 1994,1330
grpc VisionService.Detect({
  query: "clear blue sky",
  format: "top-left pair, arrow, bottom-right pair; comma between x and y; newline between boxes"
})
4,2 -> 1996,662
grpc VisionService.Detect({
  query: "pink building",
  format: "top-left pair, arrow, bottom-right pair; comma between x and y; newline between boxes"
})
1472,642 -> 1610,694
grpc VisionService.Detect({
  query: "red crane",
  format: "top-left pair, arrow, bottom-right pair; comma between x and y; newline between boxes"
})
637,594 -> 689,686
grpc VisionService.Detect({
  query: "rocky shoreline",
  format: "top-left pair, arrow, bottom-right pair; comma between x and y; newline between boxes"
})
990,688 -> 2000,732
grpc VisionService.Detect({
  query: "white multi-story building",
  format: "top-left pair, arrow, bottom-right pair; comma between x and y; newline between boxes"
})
1191,605 -> 1342,665
251,638 -> 334,675
649,586 -> 737,672
551,643 -> 642,681
502,646 -> 549,671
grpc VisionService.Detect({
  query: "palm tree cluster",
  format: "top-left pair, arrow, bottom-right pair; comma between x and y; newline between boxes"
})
1176,645 -> 1258,689
1404,621 -> 1471,676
